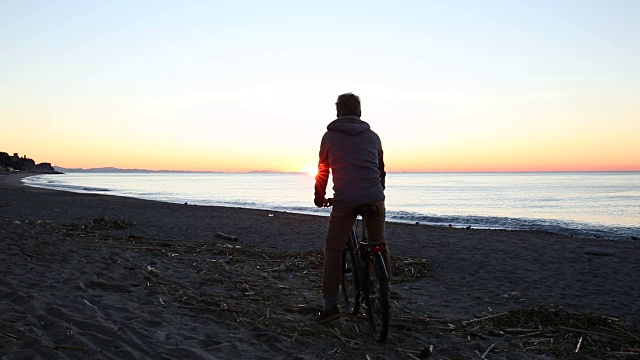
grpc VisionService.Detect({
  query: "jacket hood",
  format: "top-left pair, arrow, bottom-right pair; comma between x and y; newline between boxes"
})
327,116 -> 370,136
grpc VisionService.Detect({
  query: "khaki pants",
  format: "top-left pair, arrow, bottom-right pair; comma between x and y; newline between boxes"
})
322,201 -> 391,299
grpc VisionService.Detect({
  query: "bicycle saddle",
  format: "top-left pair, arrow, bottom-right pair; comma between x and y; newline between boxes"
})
355,204 -> 378,216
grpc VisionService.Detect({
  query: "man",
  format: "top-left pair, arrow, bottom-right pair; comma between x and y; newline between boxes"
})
314,92 -> 388,323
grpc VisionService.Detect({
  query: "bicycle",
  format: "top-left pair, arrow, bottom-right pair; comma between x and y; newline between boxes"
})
334,201 -> 390,342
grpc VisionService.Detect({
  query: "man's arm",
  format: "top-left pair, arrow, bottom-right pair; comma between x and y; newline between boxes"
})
314,138 -> 331,206
378,147 -> 386,190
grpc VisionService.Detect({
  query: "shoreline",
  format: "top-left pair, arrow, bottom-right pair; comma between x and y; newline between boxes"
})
20,172 -> 640,241
1,172 -> 639,359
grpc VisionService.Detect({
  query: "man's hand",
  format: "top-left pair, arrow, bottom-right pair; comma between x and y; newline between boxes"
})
314,197 -> 330,207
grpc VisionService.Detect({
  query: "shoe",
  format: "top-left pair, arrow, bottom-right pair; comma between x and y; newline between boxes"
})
314,305 -> 341,324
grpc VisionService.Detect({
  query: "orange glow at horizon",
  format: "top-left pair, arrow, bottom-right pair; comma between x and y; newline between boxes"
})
7,121 -> 639,173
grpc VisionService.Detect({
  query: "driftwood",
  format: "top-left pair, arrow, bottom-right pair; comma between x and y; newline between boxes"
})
2,332 -> 19,340
215,232 -> 238,241
481,343 -> 496,358
461,312 -> 508,325
51,344 -> 85,350
585,248 -> 614,256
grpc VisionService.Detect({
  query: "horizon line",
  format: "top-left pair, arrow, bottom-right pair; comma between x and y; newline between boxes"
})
52,166 -> 640,174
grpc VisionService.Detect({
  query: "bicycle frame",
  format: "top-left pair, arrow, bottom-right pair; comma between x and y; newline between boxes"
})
351,213 -> 390,341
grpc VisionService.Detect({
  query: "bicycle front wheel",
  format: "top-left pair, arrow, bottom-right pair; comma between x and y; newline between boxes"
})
340,233 -> 360,315
365,252 -> 390,342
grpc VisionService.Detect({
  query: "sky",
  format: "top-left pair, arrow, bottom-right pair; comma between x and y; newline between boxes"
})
1,0 -> 639,172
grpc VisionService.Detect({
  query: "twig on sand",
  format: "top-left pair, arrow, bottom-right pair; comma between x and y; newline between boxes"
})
177,304 -> 243,313
264,266 -> 286,272
51,344 -> 85,350
557,326 -> 618,339
215,232 -> 238,241
611,324 -> 640,340
481,343 -> 497,358
104,245 -> 167,251
505,328 -> 539,334
331,328 -> 362,346
462,312 -> 508,326
518,330 -> 549,338
332,328 -> 347,344
575,336 -> 583,353
2,332 -> 19,340
610,352 -> 640,357
82,299 -> 97,309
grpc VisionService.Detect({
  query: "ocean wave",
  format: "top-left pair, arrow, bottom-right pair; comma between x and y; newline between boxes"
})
251,205 -> 639,241
23,179 -> 111,193
385,210 -> 638,241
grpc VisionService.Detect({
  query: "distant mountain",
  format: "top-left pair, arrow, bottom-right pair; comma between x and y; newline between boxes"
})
53,167 -> 300,174
53,166 -> 223,173
248,170 -> 302,174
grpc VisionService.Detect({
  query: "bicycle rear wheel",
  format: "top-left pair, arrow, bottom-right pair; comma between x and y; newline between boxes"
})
340,230 -> 360,315
364,252 -> 390,342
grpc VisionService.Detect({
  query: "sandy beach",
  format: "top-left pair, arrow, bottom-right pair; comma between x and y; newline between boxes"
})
1,173 -> 638,359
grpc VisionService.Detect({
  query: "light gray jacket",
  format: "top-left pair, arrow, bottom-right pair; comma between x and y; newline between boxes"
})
315,116 -> 386,208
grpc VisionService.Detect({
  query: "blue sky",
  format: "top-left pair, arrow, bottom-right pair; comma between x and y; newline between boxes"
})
1,1 -> 639,171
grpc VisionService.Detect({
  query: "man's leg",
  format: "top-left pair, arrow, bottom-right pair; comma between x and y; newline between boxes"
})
364,201 -> 391,279
322,206 -> 356,311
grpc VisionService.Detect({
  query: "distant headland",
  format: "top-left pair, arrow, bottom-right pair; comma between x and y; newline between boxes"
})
0,152 -> 60,174
53,167 -> 300,174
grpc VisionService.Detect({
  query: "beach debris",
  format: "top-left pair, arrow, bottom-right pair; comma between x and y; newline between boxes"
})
215,232 -> 238,241
51,344 -> 86,351
575,336 -> 583,353
82,299 -> 98,310
33,216 -> 639,359
90,216 -> 134,229
500,291 -> 521,300
461,312 -> 508,326
50,217 -> 135,235
584,248 -> 614,256
481,343 -> 497,359
2,332 -> 19,341
456,305 -> 640,358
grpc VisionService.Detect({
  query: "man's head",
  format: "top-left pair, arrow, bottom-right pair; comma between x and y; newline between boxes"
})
335,93 -> 361,117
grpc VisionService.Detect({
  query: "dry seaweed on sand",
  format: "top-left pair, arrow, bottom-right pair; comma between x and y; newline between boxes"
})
49,216 -> 134,234
41,217 -> 640,359
455,305 -> 640,358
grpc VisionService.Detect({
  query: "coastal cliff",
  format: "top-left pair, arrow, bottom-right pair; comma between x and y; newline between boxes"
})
0,152 -> 60,174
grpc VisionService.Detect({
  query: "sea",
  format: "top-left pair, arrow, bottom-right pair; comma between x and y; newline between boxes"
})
23,171 -> 640,241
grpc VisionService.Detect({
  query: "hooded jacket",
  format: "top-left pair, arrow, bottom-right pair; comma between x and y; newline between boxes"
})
315,115 -> 386,208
